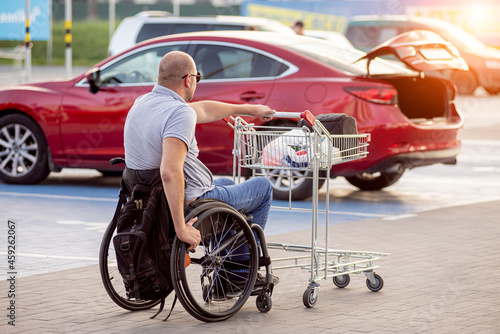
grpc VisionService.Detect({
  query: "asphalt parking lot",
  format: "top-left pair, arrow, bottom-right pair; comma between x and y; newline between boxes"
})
1,65 -> 499,333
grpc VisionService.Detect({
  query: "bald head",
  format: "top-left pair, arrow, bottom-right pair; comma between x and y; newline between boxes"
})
158,51 -> 197,90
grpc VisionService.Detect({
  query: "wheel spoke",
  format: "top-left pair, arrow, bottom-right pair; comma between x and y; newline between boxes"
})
0,138 -> 12,149
266,168 -> 282,176
11,153 -> 19,176
0,151 -> 14,170
19,150 -> 37,163
14,124 -> 21,144
18,128 -> 34,146
1,126 -> 13,143
273,175 -> 285,188
22,143 -> 38,151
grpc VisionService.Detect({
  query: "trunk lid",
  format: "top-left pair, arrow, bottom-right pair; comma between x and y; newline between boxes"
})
358,30 -> 469,74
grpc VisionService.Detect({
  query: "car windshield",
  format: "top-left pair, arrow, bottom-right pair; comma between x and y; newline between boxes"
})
285,41 -> 415,75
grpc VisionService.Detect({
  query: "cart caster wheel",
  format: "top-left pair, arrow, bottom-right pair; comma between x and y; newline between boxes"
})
366,273 -> 384,292
333,274 -> 350,288
256,293 -> 272,313
303,287 -> 318,308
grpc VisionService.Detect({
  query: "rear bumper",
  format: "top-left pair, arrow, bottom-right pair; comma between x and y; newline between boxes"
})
342,146 -> 461,176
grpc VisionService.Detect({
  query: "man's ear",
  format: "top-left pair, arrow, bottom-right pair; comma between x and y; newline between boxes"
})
184,76 -> 193,89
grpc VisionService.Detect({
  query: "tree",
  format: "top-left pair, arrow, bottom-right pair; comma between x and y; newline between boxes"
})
87,0 -> 98,21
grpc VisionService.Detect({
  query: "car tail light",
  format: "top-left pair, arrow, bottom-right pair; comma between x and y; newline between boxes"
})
344,87 -> 398,105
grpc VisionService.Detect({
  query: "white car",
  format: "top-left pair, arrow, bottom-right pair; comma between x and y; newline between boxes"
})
108,11 -> 296,56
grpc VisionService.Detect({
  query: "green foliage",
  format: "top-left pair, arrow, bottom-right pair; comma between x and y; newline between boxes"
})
0,20 -> 113,67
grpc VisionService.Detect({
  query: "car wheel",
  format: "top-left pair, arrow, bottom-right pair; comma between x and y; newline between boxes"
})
450,70 -> 478,95
263,168 -> 326,201
258,120 -> 327,201
344,169 -> 404,191
0,114 -> 50,184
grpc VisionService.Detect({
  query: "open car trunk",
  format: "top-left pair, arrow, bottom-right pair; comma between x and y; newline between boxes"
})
379,75 -> 452,121
360,30 -> 468,122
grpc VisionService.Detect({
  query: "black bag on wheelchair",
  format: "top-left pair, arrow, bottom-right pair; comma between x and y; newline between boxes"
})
113,177 -> 174,312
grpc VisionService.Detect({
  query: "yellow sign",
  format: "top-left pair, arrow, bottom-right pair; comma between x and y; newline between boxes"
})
246,3 -> 346,32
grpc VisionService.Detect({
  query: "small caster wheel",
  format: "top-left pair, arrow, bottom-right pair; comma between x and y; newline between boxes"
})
256,293 -> 272,313
333,274 -> 350,288
366,273 -> 384,292
303,287 -> 318,308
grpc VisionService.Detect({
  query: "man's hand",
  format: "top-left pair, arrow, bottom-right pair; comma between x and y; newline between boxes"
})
177,217 -> 201,251
251,104 -> 275,121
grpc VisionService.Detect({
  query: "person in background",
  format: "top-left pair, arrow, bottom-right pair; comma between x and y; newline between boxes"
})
292,20 -> 304,35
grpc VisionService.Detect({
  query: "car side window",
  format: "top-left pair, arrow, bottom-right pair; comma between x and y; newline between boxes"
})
192,44 -> 288,80
100,45 -> 185,85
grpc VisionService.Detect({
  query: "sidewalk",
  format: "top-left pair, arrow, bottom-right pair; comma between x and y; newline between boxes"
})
0,65 -> 87,87
2,199 -> 499,333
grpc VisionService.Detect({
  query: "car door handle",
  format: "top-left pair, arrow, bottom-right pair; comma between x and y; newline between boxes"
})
240,91 -> 265,102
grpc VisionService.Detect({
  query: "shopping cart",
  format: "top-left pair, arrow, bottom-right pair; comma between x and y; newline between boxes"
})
227,110 -> 390,308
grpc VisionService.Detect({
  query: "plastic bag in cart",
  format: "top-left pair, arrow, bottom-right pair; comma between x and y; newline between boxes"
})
261,129 -> 340,169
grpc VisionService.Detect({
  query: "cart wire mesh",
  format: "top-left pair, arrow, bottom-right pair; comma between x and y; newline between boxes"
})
233,121 -> 369,172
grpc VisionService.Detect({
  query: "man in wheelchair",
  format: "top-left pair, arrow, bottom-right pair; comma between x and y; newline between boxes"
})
123,51 -> 278,296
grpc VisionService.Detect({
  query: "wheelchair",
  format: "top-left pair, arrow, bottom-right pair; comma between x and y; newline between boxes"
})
99,158 -> 275,322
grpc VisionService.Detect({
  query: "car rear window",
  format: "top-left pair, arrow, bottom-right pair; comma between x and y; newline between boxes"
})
285,41 -> 414,76
346,25 -> 406,51
136,23 -> 173,43
212,24 -> 246,31
171,23 -> 210,34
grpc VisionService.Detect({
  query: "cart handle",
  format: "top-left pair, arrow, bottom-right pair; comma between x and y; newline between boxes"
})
223,110 -> 315,126
269,110 -> 315,126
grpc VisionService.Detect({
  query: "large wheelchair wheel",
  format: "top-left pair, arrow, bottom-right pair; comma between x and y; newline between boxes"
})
171,202 -> 259,322
99,218 -> 161,311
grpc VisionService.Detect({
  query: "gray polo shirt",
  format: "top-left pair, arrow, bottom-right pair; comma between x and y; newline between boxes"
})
124,85 -> 214,201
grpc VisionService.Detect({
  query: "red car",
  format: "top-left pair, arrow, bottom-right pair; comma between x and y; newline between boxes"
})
0,30 -> 466,200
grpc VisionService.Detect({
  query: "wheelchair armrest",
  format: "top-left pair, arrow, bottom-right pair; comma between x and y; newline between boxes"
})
109,157 -> 126,166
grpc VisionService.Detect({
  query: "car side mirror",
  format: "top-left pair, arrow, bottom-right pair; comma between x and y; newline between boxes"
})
86,68 -> 101,94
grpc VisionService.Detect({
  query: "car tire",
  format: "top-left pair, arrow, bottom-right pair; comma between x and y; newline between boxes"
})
450,70 -> 478,95
258,120 -> 326,201
0,114 -> 50,184
263,169 -> 326,201
344,169 -> 404,191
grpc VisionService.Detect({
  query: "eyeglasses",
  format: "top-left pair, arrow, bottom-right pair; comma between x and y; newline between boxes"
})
182,72 -> 201,83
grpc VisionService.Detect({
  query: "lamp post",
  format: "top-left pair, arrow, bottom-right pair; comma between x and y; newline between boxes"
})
65,0 -> 72,77
25,0 -> 32,82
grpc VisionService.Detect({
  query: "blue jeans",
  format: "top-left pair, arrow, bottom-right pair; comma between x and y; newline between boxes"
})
199,177 -> 273,268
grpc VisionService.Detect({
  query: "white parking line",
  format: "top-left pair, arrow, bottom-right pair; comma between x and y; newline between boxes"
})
382,213 -> 418,221
331,210 -> 387,218
0,251 -> 98,262
0,191 -> 116,202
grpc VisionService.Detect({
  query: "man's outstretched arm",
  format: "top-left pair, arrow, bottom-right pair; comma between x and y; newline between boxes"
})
160,137 -> 200,251
190,101 -> 275,124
